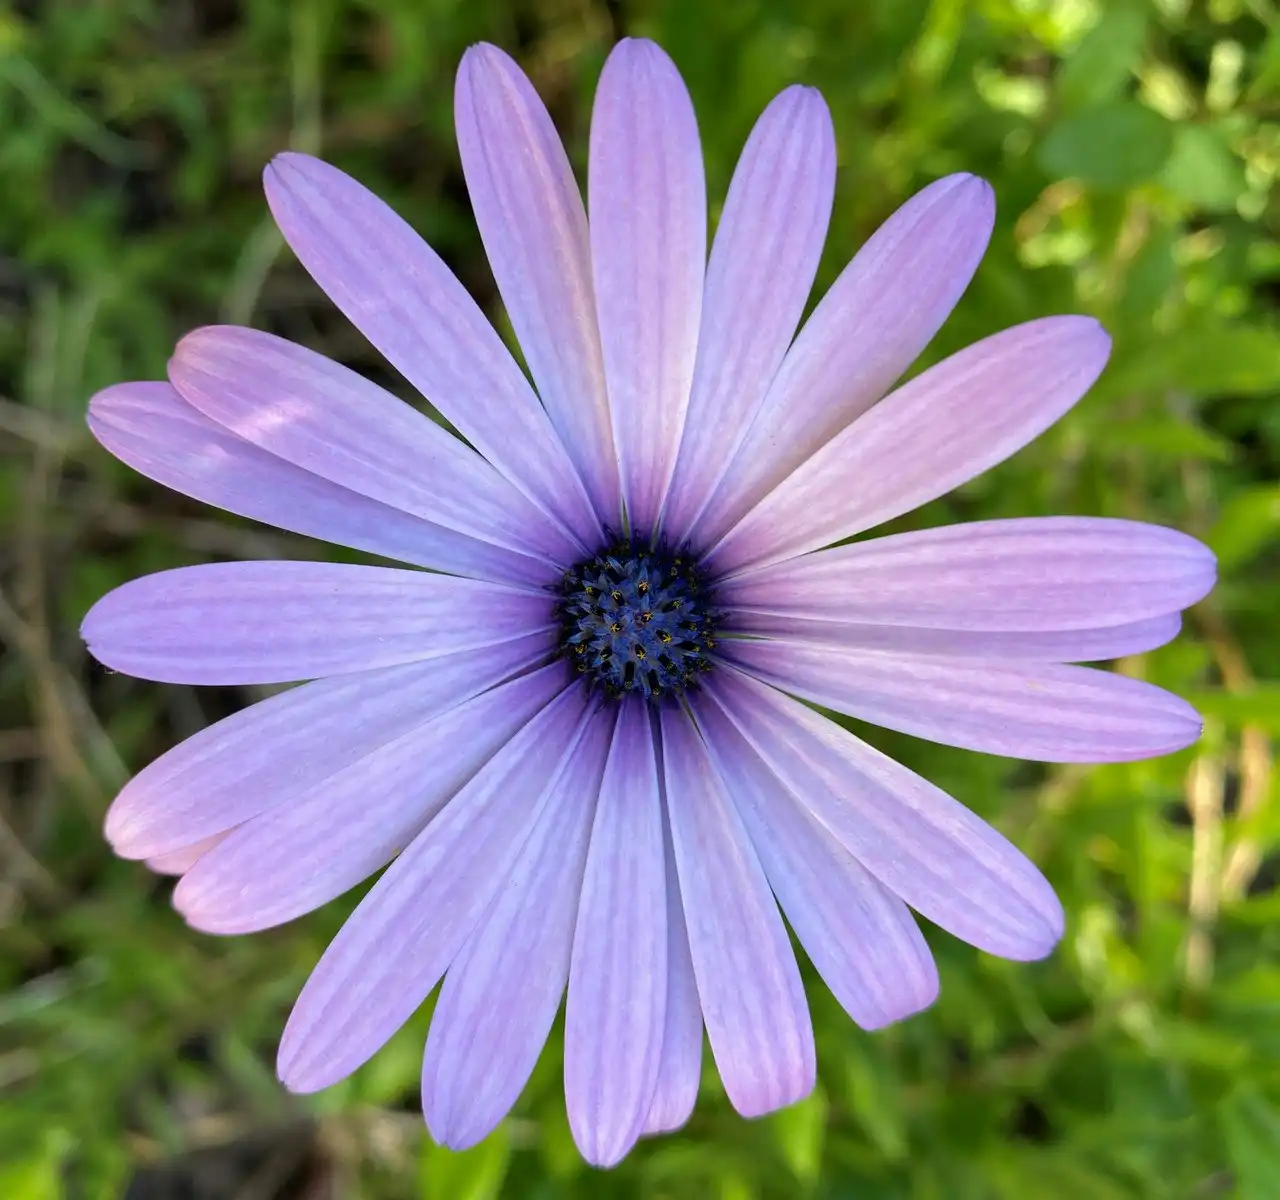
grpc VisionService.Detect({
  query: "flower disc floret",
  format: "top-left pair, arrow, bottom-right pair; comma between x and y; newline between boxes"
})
559,537 -> 720,701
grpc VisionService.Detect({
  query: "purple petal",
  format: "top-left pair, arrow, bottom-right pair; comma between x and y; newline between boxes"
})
277,682 -> 589,1093
708,317 -> 1112,574
104,632 -> 552,860
721,614 -> 1183,661
145,832 -> 229,876
174,666 -> 565,933
455,45 -> 620,524
169,326 -> 580,567
565,699 -> 667,1166
422,707 -> 613,1150
694,174 -> 995,547
264,153 -> 602,550
659,705 -> 814,1119
642,803 -> 703,1135
589,39 -> 705,533
662,86 -> 835,543
710,668 -> 1064,960
694,692 -> 938,1029
728,639 -> 1203,762
87,382 -> 551,587
721,518 -> 1215,629
82,561 -> 553,685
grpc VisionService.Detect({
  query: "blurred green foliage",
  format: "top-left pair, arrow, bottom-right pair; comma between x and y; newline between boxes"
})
0,0 -> 1277,1196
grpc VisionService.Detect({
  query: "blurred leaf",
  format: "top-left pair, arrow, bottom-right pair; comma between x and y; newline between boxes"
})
845,1051 -> 907,1162
768,1088 -> 828,1186
1220,1086 -> 1280,1200
1160,125 -> 1247,212
0,1131 -> 69,1200
1183,687 -> 1280,732
1056,6 -> 1148,112
1093,415 -> 1235,462
1039,103 -> 1174,188
1105,325 -> 1280,398
1117,223 -> 1178,321
420,1127 -> 509,1200
1206,485 -> 1280,571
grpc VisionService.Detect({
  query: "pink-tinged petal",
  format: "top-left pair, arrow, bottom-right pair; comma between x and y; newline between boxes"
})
455,45 -> 620,524
264,154 -> 602,550
104,633 -> 552,860
82,561 -> 553,685
711,668 -> 1063,961
565,700 -> 666,1166
708,317 -> 1112,574
277,684 -> 590,1093
728,639 -> 1203,762
721,614 -> 1183,661
589,39 -> 706,532
694,692 -> 938,1029
169,326 -> 580,567
145,832 -> 230,876
423,707 -> 613,1150
642,801 -> 703,1136
662,86 -> 835,543
174,666 -> 564,934
660,705 -> 814,1119
87,382 -> 551,587
721,518 -> 1215,629
695,174 -> 995,546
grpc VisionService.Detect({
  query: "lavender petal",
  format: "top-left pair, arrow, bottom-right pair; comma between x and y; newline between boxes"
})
82,561 -> 553,685
695,174 -> 995,547
263,152 -> 602,549
88,382 -> 552,587
169,326 -> 581,566
662,86 -> 835,543
660,705 -> 815,1119
728,639 -> 1203,763
589,39 -> 705,532
277,684 -> 591,1093
455,44 -> 620,524
565,700 -> 667,1166
708,317 -> 1111,574
104,632 -> 552,860
422,707 -> 613,1150
175,666 -> 566,933
694,690 -> 939,1029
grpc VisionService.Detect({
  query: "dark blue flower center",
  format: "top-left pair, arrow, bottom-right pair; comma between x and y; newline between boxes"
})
559,538 -> 720,702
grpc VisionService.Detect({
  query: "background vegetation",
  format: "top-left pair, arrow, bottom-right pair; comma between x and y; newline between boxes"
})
1,0 -> 1277,1195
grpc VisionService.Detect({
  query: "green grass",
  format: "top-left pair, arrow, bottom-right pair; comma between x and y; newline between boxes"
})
1,0 -> 1278,1196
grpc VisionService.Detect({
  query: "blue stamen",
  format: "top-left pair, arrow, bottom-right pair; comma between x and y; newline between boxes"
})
558,536 -> 720,702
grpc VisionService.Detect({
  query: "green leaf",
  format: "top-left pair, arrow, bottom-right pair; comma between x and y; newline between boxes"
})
1220,1087 -> 1280,1200
1104,325 -> 1280,398
1038,102 -> 1174,188
1092,415 -> 1235,462
1206,485 -> 1280,571
845,1051 -> 907,1162
420,1127 -> 510,1200
1056,6 -> 1148,112
769,1088 -> 828,1186
1160,124 -> 1247,211
1183,686 -> 1280,733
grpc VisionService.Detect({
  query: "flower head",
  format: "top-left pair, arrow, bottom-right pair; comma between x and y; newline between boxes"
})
83,39 -> 1215,1166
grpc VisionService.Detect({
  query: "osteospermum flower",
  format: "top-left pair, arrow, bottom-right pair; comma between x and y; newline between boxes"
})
84,40 -> 1215,1165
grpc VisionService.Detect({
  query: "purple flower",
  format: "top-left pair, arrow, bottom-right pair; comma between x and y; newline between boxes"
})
83,39 -> 1214,1166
